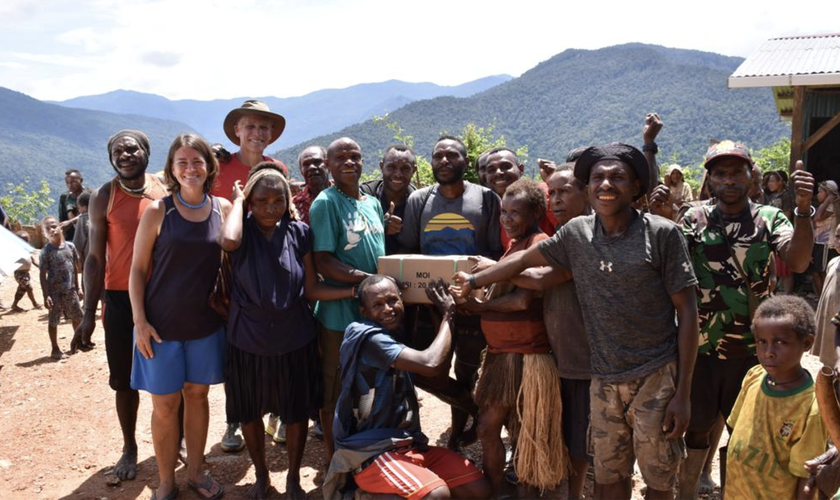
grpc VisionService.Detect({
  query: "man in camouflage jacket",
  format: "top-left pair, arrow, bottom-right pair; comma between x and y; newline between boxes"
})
651,140 -> 815,499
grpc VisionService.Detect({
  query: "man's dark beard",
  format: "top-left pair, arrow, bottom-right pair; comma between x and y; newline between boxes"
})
113,165 -> 148,182
433,167 -> 465,185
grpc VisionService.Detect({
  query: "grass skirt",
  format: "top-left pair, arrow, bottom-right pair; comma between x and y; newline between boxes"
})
225,338 -> 323,425
475,350 -> 569,491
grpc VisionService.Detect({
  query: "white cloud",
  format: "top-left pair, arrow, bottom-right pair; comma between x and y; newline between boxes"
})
0,61 -> 27,69
56,27 -> 106,53
7,51 -> 100,68
0,0 -> 837,101
141,52 -> 182,68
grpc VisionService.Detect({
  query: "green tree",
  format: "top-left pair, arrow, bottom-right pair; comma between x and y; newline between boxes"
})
457,122 -> 529,183
0,180 -> 54,225
372,115 -> 529,187
753,137 -> 791,173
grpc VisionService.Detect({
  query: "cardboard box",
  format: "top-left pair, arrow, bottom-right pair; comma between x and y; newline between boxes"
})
377,254 -> 472,304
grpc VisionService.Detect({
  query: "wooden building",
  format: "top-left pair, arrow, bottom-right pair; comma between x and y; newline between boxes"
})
729,33 -> 840,181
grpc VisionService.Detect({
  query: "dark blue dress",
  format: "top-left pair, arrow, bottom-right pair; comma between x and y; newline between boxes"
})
224,216 -> 322,424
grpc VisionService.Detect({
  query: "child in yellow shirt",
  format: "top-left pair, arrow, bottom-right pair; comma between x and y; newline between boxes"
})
726,295 -> 828,500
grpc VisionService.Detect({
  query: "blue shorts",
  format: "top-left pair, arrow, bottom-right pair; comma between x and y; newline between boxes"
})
130,326 -> 226,395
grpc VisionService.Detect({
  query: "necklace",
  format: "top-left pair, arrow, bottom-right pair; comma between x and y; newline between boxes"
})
766,368 -> 806,387
118,180 -> 147,195
177,191 -> 208,209
334,186 -> 371,228
335,185 -> 363,202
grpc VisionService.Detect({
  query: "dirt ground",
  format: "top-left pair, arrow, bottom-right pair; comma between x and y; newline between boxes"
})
0,275 -> 825,499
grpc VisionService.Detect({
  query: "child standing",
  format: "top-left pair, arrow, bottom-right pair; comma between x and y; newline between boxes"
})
72,191 -> 91,301
39,216 -> 83,359
726,295 -> 828,500
72,191 -> 92,266
10,231 -> 41,312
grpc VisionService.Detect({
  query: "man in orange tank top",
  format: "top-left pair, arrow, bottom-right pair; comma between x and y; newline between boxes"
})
73,129 -> 167,482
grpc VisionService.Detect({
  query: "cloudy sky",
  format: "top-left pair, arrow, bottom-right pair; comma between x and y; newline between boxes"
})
1,0 -> 837,102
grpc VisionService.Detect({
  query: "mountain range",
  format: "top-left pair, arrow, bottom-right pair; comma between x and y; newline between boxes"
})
1,43 -> 791,216
0,76 -> 510,211
271,43 -> 790,177
54,76 -> 513,151
0,86 -> 194,206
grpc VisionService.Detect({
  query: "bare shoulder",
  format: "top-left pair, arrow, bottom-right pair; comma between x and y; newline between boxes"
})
88,181 -> 111,222
145,198 -> 166,215
216,196 -> 232,213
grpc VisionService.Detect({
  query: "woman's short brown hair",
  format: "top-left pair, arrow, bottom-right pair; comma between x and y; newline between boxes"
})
163,134 -> 219,194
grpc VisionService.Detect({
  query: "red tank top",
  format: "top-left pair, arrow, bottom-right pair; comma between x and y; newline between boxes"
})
104,174 -> 167,290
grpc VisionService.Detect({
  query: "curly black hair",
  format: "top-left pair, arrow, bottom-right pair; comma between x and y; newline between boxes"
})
753,295 -> 815,340
503,177 -> 546,220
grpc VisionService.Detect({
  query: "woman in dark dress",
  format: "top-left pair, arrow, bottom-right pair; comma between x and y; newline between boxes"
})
218,162 -> 353,500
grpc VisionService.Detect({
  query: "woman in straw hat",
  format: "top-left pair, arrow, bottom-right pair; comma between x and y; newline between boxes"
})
211,100 -> 289,203
213,99 -> 291,452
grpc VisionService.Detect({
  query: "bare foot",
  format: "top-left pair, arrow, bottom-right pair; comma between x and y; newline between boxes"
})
33,303 -> 42,309
698,469 -> 716,495
285,477 -> 305,500
114,447 -> 138,480
248,472 -> 271,499
69,334 -> 81,354
11,305 -> 24,313
51,349 -> 67,360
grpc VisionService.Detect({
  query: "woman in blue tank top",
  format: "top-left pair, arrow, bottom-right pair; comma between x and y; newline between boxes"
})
129,134 -> 230,500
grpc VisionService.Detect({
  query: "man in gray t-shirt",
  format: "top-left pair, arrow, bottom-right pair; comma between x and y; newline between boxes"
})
398,135 -> 502,450
454,143 -> 698,500
539,208 -> 694,380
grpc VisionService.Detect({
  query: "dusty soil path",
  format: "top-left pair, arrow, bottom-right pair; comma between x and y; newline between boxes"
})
1,275 -> 822,499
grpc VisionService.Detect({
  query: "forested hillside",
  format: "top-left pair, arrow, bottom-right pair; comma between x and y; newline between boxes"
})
274,43 -> 788,177
0,87 -> 194,211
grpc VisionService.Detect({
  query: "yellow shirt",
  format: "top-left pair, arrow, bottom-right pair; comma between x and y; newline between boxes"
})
726,365 -> 828,500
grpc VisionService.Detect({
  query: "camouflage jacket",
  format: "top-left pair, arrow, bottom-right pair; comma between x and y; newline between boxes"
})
680,203 -> 792,358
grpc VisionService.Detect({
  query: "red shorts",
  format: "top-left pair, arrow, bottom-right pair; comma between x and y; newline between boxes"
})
354,446 -> 483,499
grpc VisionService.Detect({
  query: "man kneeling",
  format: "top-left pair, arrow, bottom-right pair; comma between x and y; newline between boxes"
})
323,276 -> 491,500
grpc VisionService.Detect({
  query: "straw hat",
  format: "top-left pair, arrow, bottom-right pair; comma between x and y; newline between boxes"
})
223,100 -> 286,146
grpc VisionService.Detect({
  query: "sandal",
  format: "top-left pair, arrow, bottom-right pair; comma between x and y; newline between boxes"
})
187,474 -> 224,500
151,485 -> 179,500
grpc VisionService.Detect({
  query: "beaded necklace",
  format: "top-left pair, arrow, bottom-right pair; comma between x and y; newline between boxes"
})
176,191 -> 209,209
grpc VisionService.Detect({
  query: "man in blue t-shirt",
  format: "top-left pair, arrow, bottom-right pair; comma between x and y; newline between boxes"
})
323,275 -> 490,500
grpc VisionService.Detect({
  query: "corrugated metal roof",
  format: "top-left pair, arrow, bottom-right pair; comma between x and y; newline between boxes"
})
729,33 -> 840,88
